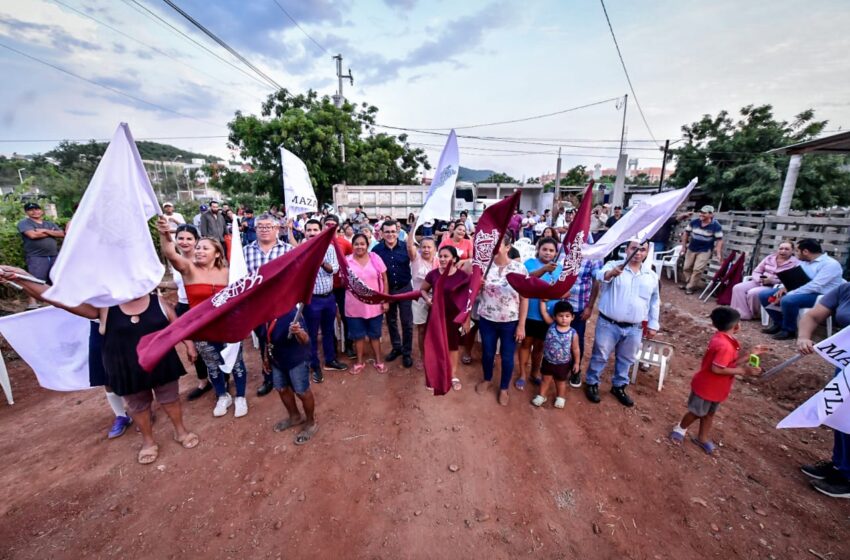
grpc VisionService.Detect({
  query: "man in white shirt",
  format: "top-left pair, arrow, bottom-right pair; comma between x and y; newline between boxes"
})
337,205 -> 348,224
162,202 -> 185,233
584,239 -> 660,407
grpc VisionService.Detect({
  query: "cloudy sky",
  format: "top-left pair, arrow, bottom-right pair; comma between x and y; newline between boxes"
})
1,0 -> 848,180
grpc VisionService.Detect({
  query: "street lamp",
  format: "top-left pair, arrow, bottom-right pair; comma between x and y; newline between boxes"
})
18,168 -> 25,184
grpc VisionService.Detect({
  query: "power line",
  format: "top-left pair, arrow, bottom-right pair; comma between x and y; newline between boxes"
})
0,135 -> 230,143
161,0 -> 284,90
599,0 -> 660,147
377,96 -> 622,132
50,0 -> 265,103
270,0 -> 330,55
122,0 -> 273,91
0,41 -> 221,127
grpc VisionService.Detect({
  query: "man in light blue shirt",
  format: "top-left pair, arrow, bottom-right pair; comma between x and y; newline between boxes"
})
760,238 -> 845,340
585,239 -> 660,407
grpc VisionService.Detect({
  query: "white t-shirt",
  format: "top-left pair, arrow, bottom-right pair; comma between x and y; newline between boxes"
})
165,212 -> 185,233
172,268 -> 188,304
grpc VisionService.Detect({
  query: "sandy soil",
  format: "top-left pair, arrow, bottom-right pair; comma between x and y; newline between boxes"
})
1,277 -> 848,560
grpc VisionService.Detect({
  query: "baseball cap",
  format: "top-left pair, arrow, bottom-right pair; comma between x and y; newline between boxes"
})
199,204 -> 209,212
163,202 -> 174,208
700,205 -> 715,213
24,202 -> 41,211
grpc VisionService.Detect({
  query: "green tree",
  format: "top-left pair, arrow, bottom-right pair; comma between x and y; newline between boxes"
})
670,104 -> 850,210
225,89 -> 429,204
562,165 -> 588,185
482,172 -> 518,184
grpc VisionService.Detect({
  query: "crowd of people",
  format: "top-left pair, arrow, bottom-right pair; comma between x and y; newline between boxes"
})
6,198 -> 849,499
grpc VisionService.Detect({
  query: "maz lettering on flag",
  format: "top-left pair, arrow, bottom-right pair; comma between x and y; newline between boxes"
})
211,269 -> 264,308
558,231 -> 585,281
472,228 -> 500,272
290,194 -> 316,208
823,374 -> 846,415
815,340 -> 850,367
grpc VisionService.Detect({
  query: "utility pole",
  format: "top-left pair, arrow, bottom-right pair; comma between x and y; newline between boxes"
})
657,139 -> 670,193
612,94 -> 628,208
332,54 -> 354,173
554,147 -> 562,209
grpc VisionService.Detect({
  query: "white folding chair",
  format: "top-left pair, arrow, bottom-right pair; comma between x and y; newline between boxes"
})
631,339 -> 675,391
0,350 -> 13,405
659,246 -> 682,284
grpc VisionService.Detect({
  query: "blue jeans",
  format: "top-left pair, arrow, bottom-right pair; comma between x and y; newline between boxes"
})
197,341 -> 247,397
479,318 -> 517,391
585,316 -> 642,387
572,311 -> 588,365
305,293 -> 338,368
386,283 -> 413,357
758,288 -> 819,333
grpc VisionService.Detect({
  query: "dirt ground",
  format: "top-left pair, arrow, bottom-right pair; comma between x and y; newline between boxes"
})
1,277 -> 849,560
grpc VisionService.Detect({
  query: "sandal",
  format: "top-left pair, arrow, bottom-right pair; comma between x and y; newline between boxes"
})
294,423 -> 319,446
691,436 -> 716,455
351,363 -> 366,375
461,355 -> 473,365
554,397 -> 566,409
531,376 -> 542,386
274,416 -> 304,433
374,362 -> 387,374
531,395 -> 546,407
137,444 -> 159,465
173,432 -> 199,449
514,378 -> 526,391
451,377 -> 462,391
669,429 -> 686,444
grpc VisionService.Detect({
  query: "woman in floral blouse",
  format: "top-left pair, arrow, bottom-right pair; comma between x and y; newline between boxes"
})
475,234 -> 528,406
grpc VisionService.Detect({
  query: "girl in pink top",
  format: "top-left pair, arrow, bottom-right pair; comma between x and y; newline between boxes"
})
730,240 -> 798,320
345,234 -> 389,374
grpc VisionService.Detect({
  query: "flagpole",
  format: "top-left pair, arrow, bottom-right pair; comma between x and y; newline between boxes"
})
288,303 -> 304,339
759,354 -> 805,382
13,273 -> 47,285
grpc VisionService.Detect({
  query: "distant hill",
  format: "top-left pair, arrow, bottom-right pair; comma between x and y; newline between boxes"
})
458,166 -> 496,182
44,140 -> 219,163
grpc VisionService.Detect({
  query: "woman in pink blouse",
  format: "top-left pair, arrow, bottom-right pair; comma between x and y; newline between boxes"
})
730,240 -> 798,320
345,234 -> 390,374
439,221 -> 474,264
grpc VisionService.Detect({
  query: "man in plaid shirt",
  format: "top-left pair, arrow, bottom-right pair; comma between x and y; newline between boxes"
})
565,257 -> 601,388
243,213 -> 293,396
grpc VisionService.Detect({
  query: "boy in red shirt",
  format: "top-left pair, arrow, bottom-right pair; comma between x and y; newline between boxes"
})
669,306 -> 766,454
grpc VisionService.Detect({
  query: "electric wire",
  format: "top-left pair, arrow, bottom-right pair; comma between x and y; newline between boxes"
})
270,0 -> 331,55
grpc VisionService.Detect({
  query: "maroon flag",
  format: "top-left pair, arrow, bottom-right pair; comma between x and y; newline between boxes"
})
424,269 -> 453,396
137,226 -> 335,372
716,252 -> 746,306
455,191 -> 521,323
507,182 -> 594,300
333,241 -> 421,304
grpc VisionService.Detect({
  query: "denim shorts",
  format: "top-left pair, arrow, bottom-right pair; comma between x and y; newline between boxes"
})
348,316 -> 383,340
272,361 -> 310,394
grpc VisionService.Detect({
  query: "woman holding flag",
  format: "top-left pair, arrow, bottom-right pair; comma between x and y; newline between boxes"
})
0,265 -> 198,465
157,218 -> 250,419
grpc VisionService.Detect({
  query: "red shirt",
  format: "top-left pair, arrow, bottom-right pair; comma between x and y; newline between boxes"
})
333,236 -> 353,289
690,331 -> 741,403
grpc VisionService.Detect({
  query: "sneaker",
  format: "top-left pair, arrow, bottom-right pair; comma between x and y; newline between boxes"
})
324,360 -> 348,371
384,349 -> 402,362
811,476 -> 850,499
256,379 -> 274,397
234,396 -> 248,418
345,347 -> 357,359
801,460 -> 840,481
312,367 -> 324,383
585,383 -> 601,403
107,415 -> 133,439
213,393 -> 233,417
611,385 -> 635,407
569,372 -> 581,388
402,355 -> 414,369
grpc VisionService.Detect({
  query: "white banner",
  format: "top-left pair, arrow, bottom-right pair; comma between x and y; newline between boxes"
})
220,212 -> 246,373
582,178 -> 698,260
44,123 -> 164,307
415,130 -> 459,231
0,307 -> 93,392
812,325 -> 850,370
281,147 -> 318,217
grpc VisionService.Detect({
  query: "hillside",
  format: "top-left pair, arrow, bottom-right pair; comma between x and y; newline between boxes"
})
44,140 -> 219,163
457,166 -> 495,182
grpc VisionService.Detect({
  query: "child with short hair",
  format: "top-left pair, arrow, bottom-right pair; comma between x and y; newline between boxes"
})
532,300 -> 580,409
669,306 -> 766,454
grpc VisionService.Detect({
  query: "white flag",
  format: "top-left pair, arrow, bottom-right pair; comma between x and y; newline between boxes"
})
777,326 -> 850,431
220,213 -> 246,373
0,307 -> 93,392
415,130 -> 459,231
281,147 -> 318,217
582,178 -> 698,260
44,123 -> 164,307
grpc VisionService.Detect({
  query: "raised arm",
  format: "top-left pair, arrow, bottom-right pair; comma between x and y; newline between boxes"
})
406,226 -> 418,261
0,265 -> 98,319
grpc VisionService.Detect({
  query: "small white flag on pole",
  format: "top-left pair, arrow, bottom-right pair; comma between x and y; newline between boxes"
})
0,307 -> 93,392
582,178 -> 698,260
777,326 -> 850,431
415,130 -> 459,231
220,212 -> 246,373
44,123 -> 164,307
281,147 -> 318,217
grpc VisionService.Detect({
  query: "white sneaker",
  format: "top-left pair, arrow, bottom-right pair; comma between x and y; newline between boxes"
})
234,396 -> 248,418
213,394 -> 233,417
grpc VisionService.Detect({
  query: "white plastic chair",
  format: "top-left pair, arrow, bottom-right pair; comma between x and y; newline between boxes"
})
0,350 -> 13,405
631,339 -> 675,391
658,246 -> 682,284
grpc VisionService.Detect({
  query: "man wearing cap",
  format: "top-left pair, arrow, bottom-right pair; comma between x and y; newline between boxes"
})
193,204 -> 208,228
680,205 -> 724,295
162,202 -> 185,234
17,202 -> 64,310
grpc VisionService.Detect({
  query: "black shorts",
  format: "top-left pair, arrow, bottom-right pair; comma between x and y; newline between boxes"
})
526,319 -> 548,341
541,359 -> 572,382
